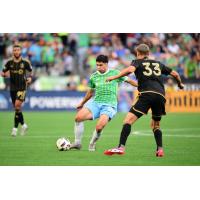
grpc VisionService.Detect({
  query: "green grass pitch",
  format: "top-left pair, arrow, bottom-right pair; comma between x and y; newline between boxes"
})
0,112 -> 200,166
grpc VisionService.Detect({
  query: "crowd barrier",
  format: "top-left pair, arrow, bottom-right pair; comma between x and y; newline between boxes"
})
1,90 -> 199,112
165,91 -> 200,112
0,91 -> 85,111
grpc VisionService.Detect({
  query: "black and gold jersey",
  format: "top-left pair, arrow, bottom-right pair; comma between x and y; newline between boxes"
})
131,59 -> 172,96
3,57 -> 32,91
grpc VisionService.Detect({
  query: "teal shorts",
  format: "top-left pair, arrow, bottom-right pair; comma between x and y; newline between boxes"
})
85,100 -> 117,120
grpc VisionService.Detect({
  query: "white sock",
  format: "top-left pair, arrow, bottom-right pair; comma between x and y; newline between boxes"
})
90,129 -> 102,144
74,122 -> 84,145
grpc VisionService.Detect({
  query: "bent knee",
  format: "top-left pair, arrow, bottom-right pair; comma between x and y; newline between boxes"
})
152,121 -> 160,130
123,119 -> 133,125
75,115 -> 83,122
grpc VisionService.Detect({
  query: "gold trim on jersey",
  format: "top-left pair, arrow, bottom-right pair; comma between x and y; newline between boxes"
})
153,127 -> 160,131
132,107 -> 145,115
13,56 -> 22,63
140,91 -> 166,99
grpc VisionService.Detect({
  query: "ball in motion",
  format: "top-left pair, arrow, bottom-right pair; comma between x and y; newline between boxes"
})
56,138 -> 71,151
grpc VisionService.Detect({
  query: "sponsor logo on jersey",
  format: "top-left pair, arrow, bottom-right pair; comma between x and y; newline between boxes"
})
20,63 -> 24,69
19,69 -> 24,74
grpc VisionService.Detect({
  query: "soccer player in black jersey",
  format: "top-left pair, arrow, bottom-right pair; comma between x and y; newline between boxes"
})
1,44 -> 33,136
104,44 -> 184,157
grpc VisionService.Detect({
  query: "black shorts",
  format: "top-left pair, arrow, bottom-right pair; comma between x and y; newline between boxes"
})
10,90 -> 26,105
129,92 -> 166,121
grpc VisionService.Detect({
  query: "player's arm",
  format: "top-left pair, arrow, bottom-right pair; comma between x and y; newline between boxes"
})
161,62 -> 184,89
1,62 -> 10,77
125,78 -> 138,87
25,60 -> 33,85
170,70 -> 184,89
106,66 -> 136,82
26,70 -> 33,85
76,89 -> 94,109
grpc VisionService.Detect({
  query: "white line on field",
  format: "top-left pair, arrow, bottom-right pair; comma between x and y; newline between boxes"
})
132,132 -> 200,138
0,128 -> 200,139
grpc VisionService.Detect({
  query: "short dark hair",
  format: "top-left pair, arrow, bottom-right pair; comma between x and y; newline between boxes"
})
136,44 -> 150,55
96,55 -> 108,63
13,44 -> 22,49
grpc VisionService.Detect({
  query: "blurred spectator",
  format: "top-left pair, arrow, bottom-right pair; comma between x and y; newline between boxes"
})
167,39 -> 180,54
108,52 -> 119,69
66,75 -> 77,91
165,78 -> 176,93
0,33 -> 199,91
184,55 -> 199,79
77,78 -> 88,92
28,41 -> 43,68
118,89 -> 133,112
63,50 -> 74,76
42,41 -> 55,74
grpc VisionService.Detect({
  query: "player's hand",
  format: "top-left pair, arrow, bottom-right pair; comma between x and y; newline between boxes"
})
26,77 -> 32,85
76,103 -> 84,110
106,76 -> 115,82
178,83 -> 184,89
1,72 -> 6,77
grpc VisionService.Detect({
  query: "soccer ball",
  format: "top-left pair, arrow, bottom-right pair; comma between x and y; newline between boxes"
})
56,137 -> 71,151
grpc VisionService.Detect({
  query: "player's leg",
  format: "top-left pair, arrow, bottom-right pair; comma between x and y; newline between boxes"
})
71,107 -> 93,149
15,91 -> 27,135
89,114 -> 109,151
11,91 -> 18,136
118,112 -> 138,148
104,112 -> 139,155
104,93 -> 150,155
151,117 -> 164,157
89,105 -> 117,151
151,94 -> 166,157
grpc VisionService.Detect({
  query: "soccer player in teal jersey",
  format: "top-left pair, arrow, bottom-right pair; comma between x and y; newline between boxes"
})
70,55 -> 138,151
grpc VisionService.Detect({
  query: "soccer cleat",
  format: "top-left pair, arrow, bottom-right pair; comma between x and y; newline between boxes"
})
70,143 -> 82,150
88,143 -> 96,152
11,128 -> 18,137
104,147 -> 125,156
156,148 -> 164,157
20,123 -> 28,136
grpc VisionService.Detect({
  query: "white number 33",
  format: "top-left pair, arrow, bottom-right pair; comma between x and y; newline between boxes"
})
142,62 -> 161,76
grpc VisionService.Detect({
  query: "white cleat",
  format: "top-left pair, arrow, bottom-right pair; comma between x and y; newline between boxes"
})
11,128 -> 18,137
21,123 -> 28,136
88,143 -> 96,152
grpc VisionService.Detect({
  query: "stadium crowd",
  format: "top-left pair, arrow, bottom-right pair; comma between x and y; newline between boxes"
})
0,33 -> 200,91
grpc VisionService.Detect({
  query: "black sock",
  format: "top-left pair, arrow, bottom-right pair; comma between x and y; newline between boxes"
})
118,123 -> 131,147
153,129 -> 163,150
18,112 -> 24,125
14,112 -> 20,128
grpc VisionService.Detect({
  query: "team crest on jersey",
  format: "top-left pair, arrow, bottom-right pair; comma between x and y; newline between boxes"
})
20,63 -> 24,69
18,69 -> 24,74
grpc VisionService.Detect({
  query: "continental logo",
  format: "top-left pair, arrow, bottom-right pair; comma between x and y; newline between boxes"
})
166,91 -> 200,112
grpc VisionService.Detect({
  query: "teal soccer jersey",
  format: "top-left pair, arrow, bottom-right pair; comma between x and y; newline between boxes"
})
88,69 -> 128,107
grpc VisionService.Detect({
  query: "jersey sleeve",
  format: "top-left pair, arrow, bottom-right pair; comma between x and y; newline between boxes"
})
88,77 -> 95,89
117,76 -> 128,83
25,60 -> 33,72
2,61 -> 10,72
161,63 -> 172,75
115,70 -> 128,83
130,60 -> 140,68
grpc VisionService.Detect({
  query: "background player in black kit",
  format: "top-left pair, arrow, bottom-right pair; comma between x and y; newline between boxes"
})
104,44 -> 184,157
1,44 -> 33,136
